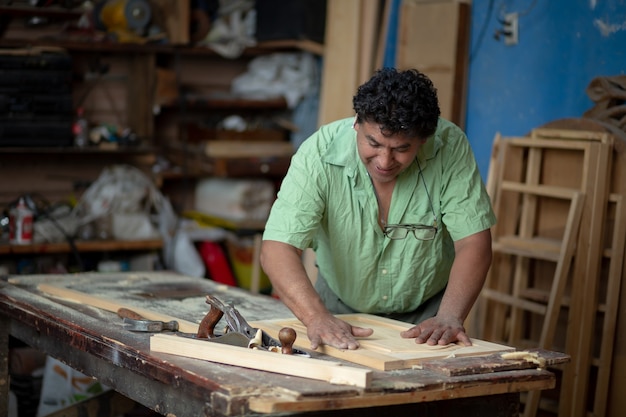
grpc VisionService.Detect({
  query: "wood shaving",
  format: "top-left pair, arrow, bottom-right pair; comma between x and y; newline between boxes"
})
501,351 -> 546,368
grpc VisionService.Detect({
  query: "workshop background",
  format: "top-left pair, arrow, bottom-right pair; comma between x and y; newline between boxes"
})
1,1 -> 626,417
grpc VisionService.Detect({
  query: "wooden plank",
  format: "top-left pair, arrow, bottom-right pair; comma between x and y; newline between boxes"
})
37,283 -> 200,333
507,144 -> 542,345
531,128 -> 609,141
492,236 -> 562,261
0,239 -> 162,255
253,314 -> 513,371
421,349 -> 570,377
594,194 -> 626,417
374,0 -> 392,69
149,333 -> 372,388
358,0 -> 380,83
473,137 -> 524,340
151,0 -> 190,44
558,134 -> 612,417
318,0 -> 362,126
538,192 -> 585,347
485,133 -> 502,201
396,0 -> 470,127
248,370 -> 555,415
128,53 -> 155,140
507,137 -> 591,151
480,290 -> 547,316
500,182 -> 579,199
204,140 -> 294,158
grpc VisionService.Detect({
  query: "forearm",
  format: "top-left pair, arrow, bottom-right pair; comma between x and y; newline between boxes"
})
437,229 -> 492,322
260,240 -> 330,325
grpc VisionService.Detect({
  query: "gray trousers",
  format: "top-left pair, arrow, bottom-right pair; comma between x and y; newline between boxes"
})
314,272 -> 445,325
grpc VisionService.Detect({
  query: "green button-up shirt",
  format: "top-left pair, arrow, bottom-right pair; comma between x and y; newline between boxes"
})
263,117 -> 496,314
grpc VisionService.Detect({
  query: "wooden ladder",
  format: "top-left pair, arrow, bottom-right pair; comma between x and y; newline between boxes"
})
479,137 -> 585,350
475,129 -> 615,417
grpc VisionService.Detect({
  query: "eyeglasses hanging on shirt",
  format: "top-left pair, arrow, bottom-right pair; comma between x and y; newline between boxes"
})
383,159 -> 438,241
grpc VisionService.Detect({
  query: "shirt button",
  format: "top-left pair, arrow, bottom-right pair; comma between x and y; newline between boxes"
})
382,269 -> 388,275
382,295 -> 388,301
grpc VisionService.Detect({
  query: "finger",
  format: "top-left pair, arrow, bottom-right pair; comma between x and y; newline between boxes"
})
453,331 -> 472,346
309,335 -> 321,350
324,334 -> 360,350
344,339 -> 361,350
414,328 -> 434,344
400,325 -> 422,339
435,328 -> 454,345
351,326 -> 373,338
426,329 -> 444,345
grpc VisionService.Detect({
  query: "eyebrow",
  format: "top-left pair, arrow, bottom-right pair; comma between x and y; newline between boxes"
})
366,134 -> 412,151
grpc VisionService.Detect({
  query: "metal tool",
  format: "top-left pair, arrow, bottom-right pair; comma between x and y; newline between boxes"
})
118,307 -> 179,332
197,295 -> 310,357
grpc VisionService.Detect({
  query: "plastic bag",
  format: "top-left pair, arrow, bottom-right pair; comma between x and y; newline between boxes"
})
73,165 -> 177,241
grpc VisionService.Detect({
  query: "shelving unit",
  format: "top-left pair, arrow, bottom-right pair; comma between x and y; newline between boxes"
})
0,239 -> 163,255
0,1 -> 324,275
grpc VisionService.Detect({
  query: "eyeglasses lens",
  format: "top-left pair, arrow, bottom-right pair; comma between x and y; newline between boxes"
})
384,225 -> 436,241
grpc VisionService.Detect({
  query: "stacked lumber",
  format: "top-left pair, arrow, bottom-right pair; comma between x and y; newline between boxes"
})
470,125 -> 626,417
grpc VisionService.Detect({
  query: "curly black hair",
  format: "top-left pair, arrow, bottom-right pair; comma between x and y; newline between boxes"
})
352,68 -> 440,139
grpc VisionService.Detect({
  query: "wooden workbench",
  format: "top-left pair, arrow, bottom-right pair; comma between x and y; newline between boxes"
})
0,272 -> 562,417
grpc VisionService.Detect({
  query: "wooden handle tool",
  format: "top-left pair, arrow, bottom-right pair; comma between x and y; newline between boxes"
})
279,327 -> 297,355
196,305 -> 224,339
118,307 -> 179,332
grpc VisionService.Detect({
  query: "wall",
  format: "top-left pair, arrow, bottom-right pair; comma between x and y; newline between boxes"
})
466,0 -> 626,179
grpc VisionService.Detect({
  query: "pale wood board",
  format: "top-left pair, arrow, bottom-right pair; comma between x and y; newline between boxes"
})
204,141 -> 294,158
149,333 -> 372,388
396,0 -> 470,128
37,283 -> 201,333
357,0 -> 380,84
252,314 -> 514,371
593,194 -> 625,417
152,0 -> 190,44
317,0 -> 362,126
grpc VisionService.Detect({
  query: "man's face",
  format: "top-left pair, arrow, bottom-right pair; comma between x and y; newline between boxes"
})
354,119 -> 425,184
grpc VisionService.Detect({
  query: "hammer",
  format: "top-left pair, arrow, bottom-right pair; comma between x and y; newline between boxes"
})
118,307 -> 179,332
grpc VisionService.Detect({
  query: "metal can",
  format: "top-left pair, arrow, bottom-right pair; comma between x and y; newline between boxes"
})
9,197 -> 33,245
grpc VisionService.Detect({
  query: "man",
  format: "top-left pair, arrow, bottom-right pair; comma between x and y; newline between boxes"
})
260,68 -> 495,351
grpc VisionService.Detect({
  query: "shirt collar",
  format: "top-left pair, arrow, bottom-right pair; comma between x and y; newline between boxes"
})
417,119 -> 443,163
321,118 -> 360,180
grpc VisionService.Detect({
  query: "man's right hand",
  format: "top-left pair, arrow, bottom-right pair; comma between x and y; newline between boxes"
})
305,313 -> 373,350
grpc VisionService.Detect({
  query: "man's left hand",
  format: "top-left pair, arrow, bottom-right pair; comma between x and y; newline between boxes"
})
400,315 -> 472,346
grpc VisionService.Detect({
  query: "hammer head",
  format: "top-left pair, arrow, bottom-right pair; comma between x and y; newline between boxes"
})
123,317 -> 179,332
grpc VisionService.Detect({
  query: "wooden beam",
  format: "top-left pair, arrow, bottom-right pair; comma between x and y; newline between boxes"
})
358,0 -> 381,84
318,0 -> 362,126
37,283 -> 200,333
150,333 -> 372,388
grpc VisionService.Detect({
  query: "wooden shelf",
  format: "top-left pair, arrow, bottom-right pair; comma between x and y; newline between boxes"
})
179,94 -> 288,110
0,146 -> 157,155
0,5 -> 83,21
0,239 -> 163,255
0,38 -> 324,56
164,142 -> 292,178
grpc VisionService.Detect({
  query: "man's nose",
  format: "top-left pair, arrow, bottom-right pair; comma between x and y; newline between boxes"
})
378,148 -> 394,165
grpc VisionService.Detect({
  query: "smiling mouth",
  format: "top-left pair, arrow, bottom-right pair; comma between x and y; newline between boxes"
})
375,165 -> 396,174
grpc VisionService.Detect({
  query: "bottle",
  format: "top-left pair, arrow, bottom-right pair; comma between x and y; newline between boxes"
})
73,107 -> 88,148
9,197 -> 33,245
